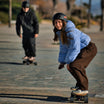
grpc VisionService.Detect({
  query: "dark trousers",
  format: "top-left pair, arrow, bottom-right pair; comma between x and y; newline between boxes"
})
67,42 -> 97,90
22,37 -> 36,57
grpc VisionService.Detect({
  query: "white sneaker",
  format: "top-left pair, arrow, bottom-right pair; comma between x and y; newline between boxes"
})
22,56 -> 29,60
29,57 -> 35,61
70,86 -> 79,90
73,89 -> 88,96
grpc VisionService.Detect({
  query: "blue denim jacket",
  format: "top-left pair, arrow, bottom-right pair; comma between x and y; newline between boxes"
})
56,20 -> 91,64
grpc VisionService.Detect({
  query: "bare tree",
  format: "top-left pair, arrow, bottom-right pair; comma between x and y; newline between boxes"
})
66,0 -> 75,15
53,0 -> 58,8
52,0 -> 58,15
100,0 -> 104,31
80,0 -> 83,23
66,0 -> 70,11
52,0 -> 58,14
9,0 -> 12,27
87,0 -> 91,28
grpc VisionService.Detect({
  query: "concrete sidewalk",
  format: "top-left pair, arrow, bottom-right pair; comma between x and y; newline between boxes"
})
0,24 -> 104,104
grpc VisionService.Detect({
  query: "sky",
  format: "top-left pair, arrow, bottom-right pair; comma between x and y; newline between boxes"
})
61,0 -> 101,16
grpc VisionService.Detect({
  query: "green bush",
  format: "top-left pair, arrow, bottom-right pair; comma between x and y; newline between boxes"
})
0,0 -> 9,23
0,0 -> 41,24
67,16 -> 86,29
0,12 -> 8,23
35,11 -> 42,23
12,8 -> 21,20
0,5 -> 8,13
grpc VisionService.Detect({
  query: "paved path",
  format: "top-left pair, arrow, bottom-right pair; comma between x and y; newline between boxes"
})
0,24 -> 104,104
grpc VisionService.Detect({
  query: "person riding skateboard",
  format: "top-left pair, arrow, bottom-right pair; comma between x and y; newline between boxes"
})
16,1 -> 39,62
52,13 -> 97,95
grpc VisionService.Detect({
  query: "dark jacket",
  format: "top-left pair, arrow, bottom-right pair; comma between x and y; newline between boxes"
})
16,9 -> 39,38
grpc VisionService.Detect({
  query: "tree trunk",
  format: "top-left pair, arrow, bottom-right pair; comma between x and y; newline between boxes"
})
9,0 -> 12,27
52,0 -> 58,14
53,0 -> 58,9
66,0 -> 75,16
100,0 -> 104,31
80,0 -> 83,23
87,0 -> 91,28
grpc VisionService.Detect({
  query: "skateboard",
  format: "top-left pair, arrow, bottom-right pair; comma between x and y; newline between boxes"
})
23,59 -> 37,65
70,91 -> 88,103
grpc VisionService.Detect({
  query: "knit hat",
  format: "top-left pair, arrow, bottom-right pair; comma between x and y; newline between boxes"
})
22,1 -> 29,8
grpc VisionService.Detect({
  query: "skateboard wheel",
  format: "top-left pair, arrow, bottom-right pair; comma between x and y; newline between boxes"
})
34,62 -> 37,65
23,61 -> 26,65
84,95 -> 88,103
26,61 -> 30,65
70,97 -> 74,103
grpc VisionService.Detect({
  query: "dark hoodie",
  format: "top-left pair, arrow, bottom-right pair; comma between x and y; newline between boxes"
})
16,9 -> 39,38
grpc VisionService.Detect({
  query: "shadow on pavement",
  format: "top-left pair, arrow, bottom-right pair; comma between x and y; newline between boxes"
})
0,93 -> 69,103
0,62 -> 23,65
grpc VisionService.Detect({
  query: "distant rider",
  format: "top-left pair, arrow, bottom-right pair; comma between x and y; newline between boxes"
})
16,1 -> 39,62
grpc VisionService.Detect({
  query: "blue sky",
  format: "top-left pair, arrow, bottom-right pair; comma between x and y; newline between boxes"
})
61,0 -> 101,16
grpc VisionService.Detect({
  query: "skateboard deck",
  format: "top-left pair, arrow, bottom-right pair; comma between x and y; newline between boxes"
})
23,59 -> 37,65
70,92 -> 88,103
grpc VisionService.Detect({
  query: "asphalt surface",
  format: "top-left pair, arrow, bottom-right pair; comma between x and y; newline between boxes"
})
0,23 -> 104,104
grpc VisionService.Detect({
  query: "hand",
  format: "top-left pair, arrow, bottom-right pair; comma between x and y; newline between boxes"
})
66,64 -> 71,71
67,64 -> 70,70
20,34 -> 22,38
34,34 -> 38,38
58,63 -> 65,70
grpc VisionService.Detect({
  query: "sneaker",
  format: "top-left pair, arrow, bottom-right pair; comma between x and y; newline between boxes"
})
22,56 -> 29,60
29,57 -> 35,61
73,89 -> 88,96
70,86 -> 79,90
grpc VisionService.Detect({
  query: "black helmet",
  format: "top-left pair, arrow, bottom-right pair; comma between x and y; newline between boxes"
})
22,1 -> 29,8
52,13 -> 67,25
